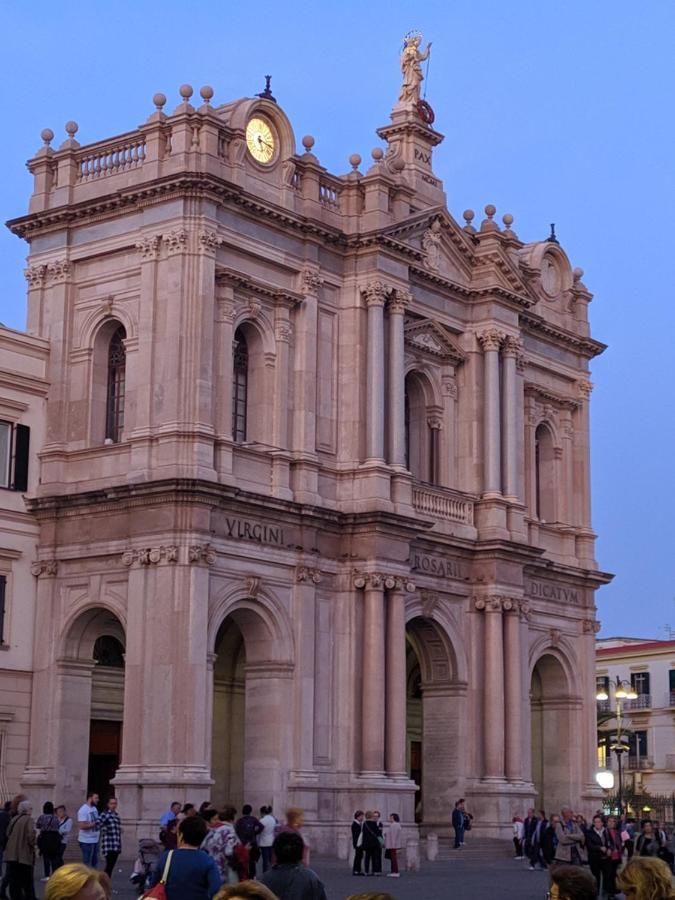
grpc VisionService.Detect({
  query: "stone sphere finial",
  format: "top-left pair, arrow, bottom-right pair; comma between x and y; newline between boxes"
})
40,128 -> 54,146
573,266 -> 584,282
179,84 -> 194,101
392,156 -> 406,173
302,135 -> 315,152
371,147 -> 384,161
349,153 -> 362,171
502,213 -> 514,229
463,209 -> 475,224
153,92 -> 167,111
200,85 -> 214,104
484,204 -> 496,219
65,121 -> 79,138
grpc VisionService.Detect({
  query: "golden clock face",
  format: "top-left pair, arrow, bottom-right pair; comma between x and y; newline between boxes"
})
246,117 -> 276,164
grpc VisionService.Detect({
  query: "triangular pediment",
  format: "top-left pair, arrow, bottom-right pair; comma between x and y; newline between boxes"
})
404,319 -> 465,365
381,208 -> 474,286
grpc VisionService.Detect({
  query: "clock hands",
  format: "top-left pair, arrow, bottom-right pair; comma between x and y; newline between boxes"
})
256,134 -> 274,151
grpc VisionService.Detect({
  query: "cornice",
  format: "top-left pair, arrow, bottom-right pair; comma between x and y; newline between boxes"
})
0,369 -> 49,397
524,383 -> 580,410
215,267 -> 304,306
5,172 -> 347,247
520,311 -> 606,358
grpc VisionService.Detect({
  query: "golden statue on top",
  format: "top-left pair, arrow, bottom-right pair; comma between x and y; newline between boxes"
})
399,31 -> 432,104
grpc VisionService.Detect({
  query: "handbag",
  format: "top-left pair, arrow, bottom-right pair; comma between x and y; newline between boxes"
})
141,849 -> 173,899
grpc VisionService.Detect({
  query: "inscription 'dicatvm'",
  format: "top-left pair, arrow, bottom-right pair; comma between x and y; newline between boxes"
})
224,517 -> 284,546
525,578 -> 579,604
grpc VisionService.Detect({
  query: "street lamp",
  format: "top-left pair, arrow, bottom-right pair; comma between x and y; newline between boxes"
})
596,676 -> 638,816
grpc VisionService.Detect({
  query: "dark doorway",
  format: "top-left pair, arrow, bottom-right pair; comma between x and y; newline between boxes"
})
88,720 -> 121,803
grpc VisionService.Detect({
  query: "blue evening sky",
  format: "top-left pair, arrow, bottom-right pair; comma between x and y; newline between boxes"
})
1,1 -> 673,638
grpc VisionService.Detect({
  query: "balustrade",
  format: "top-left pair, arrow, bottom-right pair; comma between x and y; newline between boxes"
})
319,180 -> 340,210
412,483 -> 474,525
77,136 -> 146,181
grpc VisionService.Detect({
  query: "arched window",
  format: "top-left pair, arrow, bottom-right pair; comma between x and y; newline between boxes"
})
534,424 -> 555,522
105,326 -> 126,442
404,372 -> 438,484
232,328 -> 249,442
93,635 -> 125,668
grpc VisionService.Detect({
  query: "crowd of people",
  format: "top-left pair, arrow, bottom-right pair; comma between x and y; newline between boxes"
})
511,806 -> 675,898
1,787 -> 674,900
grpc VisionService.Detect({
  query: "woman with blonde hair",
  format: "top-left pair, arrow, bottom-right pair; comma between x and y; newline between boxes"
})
617,857 -> 675,900
44,863 -> 111,900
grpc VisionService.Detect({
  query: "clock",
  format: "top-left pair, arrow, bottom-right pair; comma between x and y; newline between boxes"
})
246,116 -> 277,164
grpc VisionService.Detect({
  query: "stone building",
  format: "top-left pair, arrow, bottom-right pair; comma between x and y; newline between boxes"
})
0,325 -> 48,798
2,46 -> 611,849
596,637 -> 675,796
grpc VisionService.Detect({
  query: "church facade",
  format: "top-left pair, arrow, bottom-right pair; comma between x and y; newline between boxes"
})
1,51 -> 611,850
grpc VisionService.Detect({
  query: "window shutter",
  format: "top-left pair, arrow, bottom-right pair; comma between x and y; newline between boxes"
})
12,424 -> 30,492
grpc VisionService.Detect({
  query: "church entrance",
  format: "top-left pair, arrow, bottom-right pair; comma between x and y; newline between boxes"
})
212,618 -> 246,809
59,609 -> 126,805
210,600 -> 294,813
530,653 -> 573,814
405,616 -> 463,831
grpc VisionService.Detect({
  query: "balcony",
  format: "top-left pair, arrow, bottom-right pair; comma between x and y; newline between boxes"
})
666,754 -> 675,770
624,694 -> 652,710
627,756 -> 654,770
597,699 -> 610,713
412,484 -> 474,525
669,691 -> 675,707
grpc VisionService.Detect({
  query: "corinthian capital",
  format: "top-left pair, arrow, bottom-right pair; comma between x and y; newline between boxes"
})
388,288 -> 412,315
299,267 -> 324,296
502,335 -> 524,358
361,280 -> 390,307
476,328 -> 504,352
576,379 -> 593,400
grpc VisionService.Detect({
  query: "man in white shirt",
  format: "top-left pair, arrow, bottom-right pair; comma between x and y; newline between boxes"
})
77,792 -> 101,868
258,805 -> 278,872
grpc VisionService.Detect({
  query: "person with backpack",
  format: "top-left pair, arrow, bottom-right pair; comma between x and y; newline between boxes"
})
36,802 -> 62,881
235,806 -> 263,880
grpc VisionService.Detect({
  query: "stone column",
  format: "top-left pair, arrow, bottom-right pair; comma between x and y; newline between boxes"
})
273,304 -> 293,450
441,373 -> 458,488
575,379 -> 595,564
503,600 -> 523,782
356,573 -> 385,775
560,409 -> 575,525
427,415 -> 442,484
502,336 -> 522,501
477,329 -> 504,496
362,282 -> 388,463
292,268 -> 322,457
387,290 -> 410,468
385,580 -> 408,777
475,596 -> 505,779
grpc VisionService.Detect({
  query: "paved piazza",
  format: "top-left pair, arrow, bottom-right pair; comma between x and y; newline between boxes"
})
32,855 -> 552,900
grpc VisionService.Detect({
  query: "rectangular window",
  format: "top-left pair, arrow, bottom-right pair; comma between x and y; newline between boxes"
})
0,421 -> 30,491
0,574 -> 6,644
596,675 -> 610,695
669,670 -> 675,705
631,672 -> 650,695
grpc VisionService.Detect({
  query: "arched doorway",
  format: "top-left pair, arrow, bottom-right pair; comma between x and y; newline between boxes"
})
530,653 -> 573,813
405,615 -> 464,831
61,607 -> 126,804
210,599 -> 294,813
212,619 -> 246,808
